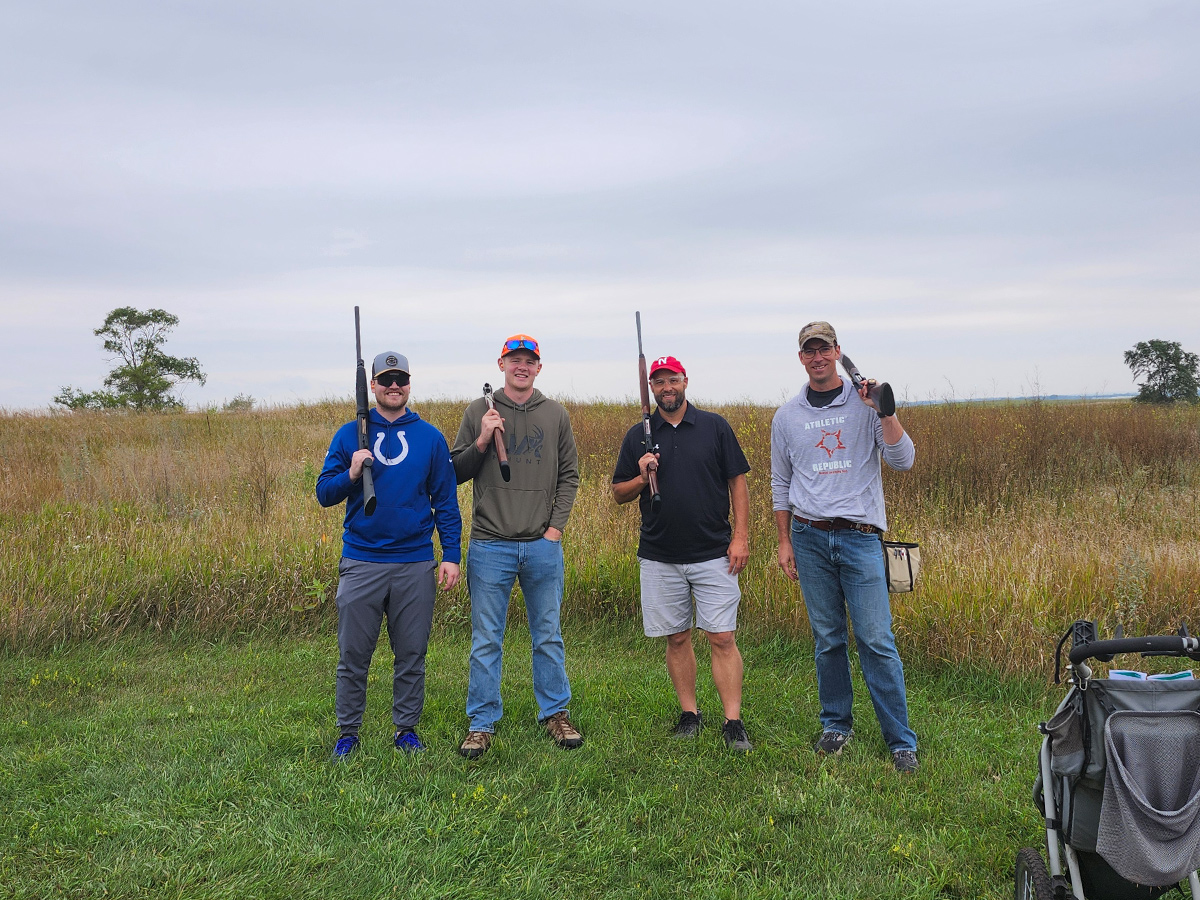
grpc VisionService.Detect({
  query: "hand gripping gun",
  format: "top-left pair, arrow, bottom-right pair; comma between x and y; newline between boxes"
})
482,383 -> 511,482
839,353 -> 896,418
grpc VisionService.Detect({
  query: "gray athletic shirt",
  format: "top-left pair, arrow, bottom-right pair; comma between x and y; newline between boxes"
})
770,380 -> 915,532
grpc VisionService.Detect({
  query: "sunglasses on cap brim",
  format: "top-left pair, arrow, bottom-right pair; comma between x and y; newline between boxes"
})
503,339 -> 540,354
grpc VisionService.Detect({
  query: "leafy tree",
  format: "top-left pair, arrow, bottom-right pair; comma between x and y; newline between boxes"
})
55,307 -> 206,411
1124,339 -> 1199,404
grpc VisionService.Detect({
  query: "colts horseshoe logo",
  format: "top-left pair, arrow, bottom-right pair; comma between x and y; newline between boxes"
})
373,431 -> 409,466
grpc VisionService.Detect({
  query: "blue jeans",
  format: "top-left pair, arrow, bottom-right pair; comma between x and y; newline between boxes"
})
466,538 -> 572,732
791,520 -> 917,752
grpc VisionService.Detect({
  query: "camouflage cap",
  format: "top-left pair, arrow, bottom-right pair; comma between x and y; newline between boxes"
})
797,321 -> 838,348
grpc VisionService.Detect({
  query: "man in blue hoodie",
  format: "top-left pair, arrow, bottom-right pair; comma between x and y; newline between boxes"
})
316,351 -> 462,759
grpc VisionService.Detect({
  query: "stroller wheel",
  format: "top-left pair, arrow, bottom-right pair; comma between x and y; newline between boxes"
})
1014,848 -> 1054,900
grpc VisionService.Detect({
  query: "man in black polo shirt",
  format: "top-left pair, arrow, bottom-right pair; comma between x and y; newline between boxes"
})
612,355 -> 753,752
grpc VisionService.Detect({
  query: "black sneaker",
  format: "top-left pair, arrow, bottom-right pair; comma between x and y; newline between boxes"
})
892,749 -> 919,774
673,710 -> 703,738
814,729 -> 852,756
722,718 -> 753,753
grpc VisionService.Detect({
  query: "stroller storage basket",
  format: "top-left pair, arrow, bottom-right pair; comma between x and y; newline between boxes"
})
1096,710 -> 1200,886
1018,624 -> 1200,900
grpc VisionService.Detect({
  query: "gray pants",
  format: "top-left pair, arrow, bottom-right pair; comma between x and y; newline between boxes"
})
335,558 -> 436,735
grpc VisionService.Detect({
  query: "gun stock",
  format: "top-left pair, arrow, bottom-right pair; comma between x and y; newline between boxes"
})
635,311 -> 662,513
839,352 -> 896,418
354,307 -> 377,516
482,383 -> 511,482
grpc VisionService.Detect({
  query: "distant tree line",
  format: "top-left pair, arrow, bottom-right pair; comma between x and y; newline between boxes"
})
54,308 -> 1199,411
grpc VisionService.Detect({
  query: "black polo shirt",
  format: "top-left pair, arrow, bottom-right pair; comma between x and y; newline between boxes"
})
612,403 -> 751,564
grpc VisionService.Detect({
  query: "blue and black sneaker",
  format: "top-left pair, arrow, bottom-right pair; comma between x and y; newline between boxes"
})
332,734 -> 359,760
394,730 -> 426,754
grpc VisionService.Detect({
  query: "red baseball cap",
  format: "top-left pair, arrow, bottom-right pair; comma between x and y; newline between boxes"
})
648,355 -> 686,378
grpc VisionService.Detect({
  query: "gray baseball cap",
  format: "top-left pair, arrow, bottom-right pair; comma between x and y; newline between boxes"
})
798,321 -> 838,348
371,351 -> 410,378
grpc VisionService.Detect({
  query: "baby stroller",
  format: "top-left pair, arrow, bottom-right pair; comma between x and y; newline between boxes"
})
1016,620 -> 1200,900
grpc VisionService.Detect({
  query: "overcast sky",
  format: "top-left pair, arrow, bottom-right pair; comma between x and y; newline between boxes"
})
2,1 -> 1198,409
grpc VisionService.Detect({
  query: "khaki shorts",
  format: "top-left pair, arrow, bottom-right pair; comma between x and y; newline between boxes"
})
638,557 -> 741,637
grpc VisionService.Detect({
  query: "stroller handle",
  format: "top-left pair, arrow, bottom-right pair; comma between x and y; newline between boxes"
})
1068,635 -> 1200,665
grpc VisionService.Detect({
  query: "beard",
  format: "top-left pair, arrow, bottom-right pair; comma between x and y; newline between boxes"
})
376,388 -> 409,412
657,391 -> 684,413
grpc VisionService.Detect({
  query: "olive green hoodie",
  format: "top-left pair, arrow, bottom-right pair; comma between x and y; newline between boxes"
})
451,388 -> 579,541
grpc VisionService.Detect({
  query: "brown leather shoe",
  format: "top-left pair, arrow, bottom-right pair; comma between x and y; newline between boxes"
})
458,730 -> 492,759
544,711 -> 584,749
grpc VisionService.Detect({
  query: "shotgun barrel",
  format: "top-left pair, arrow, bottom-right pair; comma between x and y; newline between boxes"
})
354,307 -> 377,516
635,311 -> 662,513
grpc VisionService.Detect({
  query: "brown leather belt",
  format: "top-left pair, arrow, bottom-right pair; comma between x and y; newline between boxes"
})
794,515 -> 879,535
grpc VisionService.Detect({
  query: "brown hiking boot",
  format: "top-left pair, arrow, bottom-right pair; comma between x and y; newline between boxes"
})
458,731 -> 492,759
544,711 -> 584,749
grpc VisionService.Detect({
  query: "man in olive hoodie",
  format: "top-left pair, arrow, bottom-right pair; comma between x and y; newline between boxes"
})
451,334 -> 582,758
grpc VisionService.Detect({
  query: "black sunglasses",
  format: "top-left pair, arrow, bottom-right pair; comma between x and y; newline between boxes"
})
375,372 -> 409,388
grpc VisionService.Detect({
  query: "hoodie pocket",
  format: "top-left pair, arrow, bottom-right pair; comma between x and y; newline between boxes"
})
352,503 -> 430,553
475,487 -> 550,539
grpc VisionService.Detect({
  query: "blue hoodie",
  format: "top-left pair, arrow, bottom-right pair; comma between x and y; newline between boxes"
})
316,408 -> 462,564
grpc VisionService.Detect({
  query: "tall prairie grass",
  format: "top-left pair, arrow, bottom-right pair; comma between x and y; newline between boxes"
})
3,398 -> 1198,673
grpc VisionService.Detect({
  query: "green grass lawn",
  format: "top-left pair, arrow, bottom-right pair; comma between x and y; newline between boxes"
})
1,621 -> 1056,899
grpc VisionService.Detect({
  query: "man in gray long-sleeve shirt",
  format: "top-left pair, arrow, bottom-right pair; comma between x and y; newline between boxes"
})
771,321 -> 920,774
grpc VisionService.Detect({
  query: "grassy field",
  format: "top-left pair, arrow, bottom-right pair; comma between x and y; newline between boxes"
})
1,622 -> 1056,900
4,398 -> 1198,898
2,398 -> 1198,669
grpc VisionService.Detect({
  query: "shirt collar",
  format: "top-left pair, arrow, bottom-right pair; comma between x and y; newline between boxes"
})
801,381 -> 850,408
651,401 -> 698,427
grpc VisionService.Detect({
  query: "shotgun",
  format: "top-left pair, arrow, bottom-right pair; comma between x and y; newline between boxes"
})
839,353 -> 896,418
482,383 -> 511,482
635,311 -> 662,513
354,307 -> 377,516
